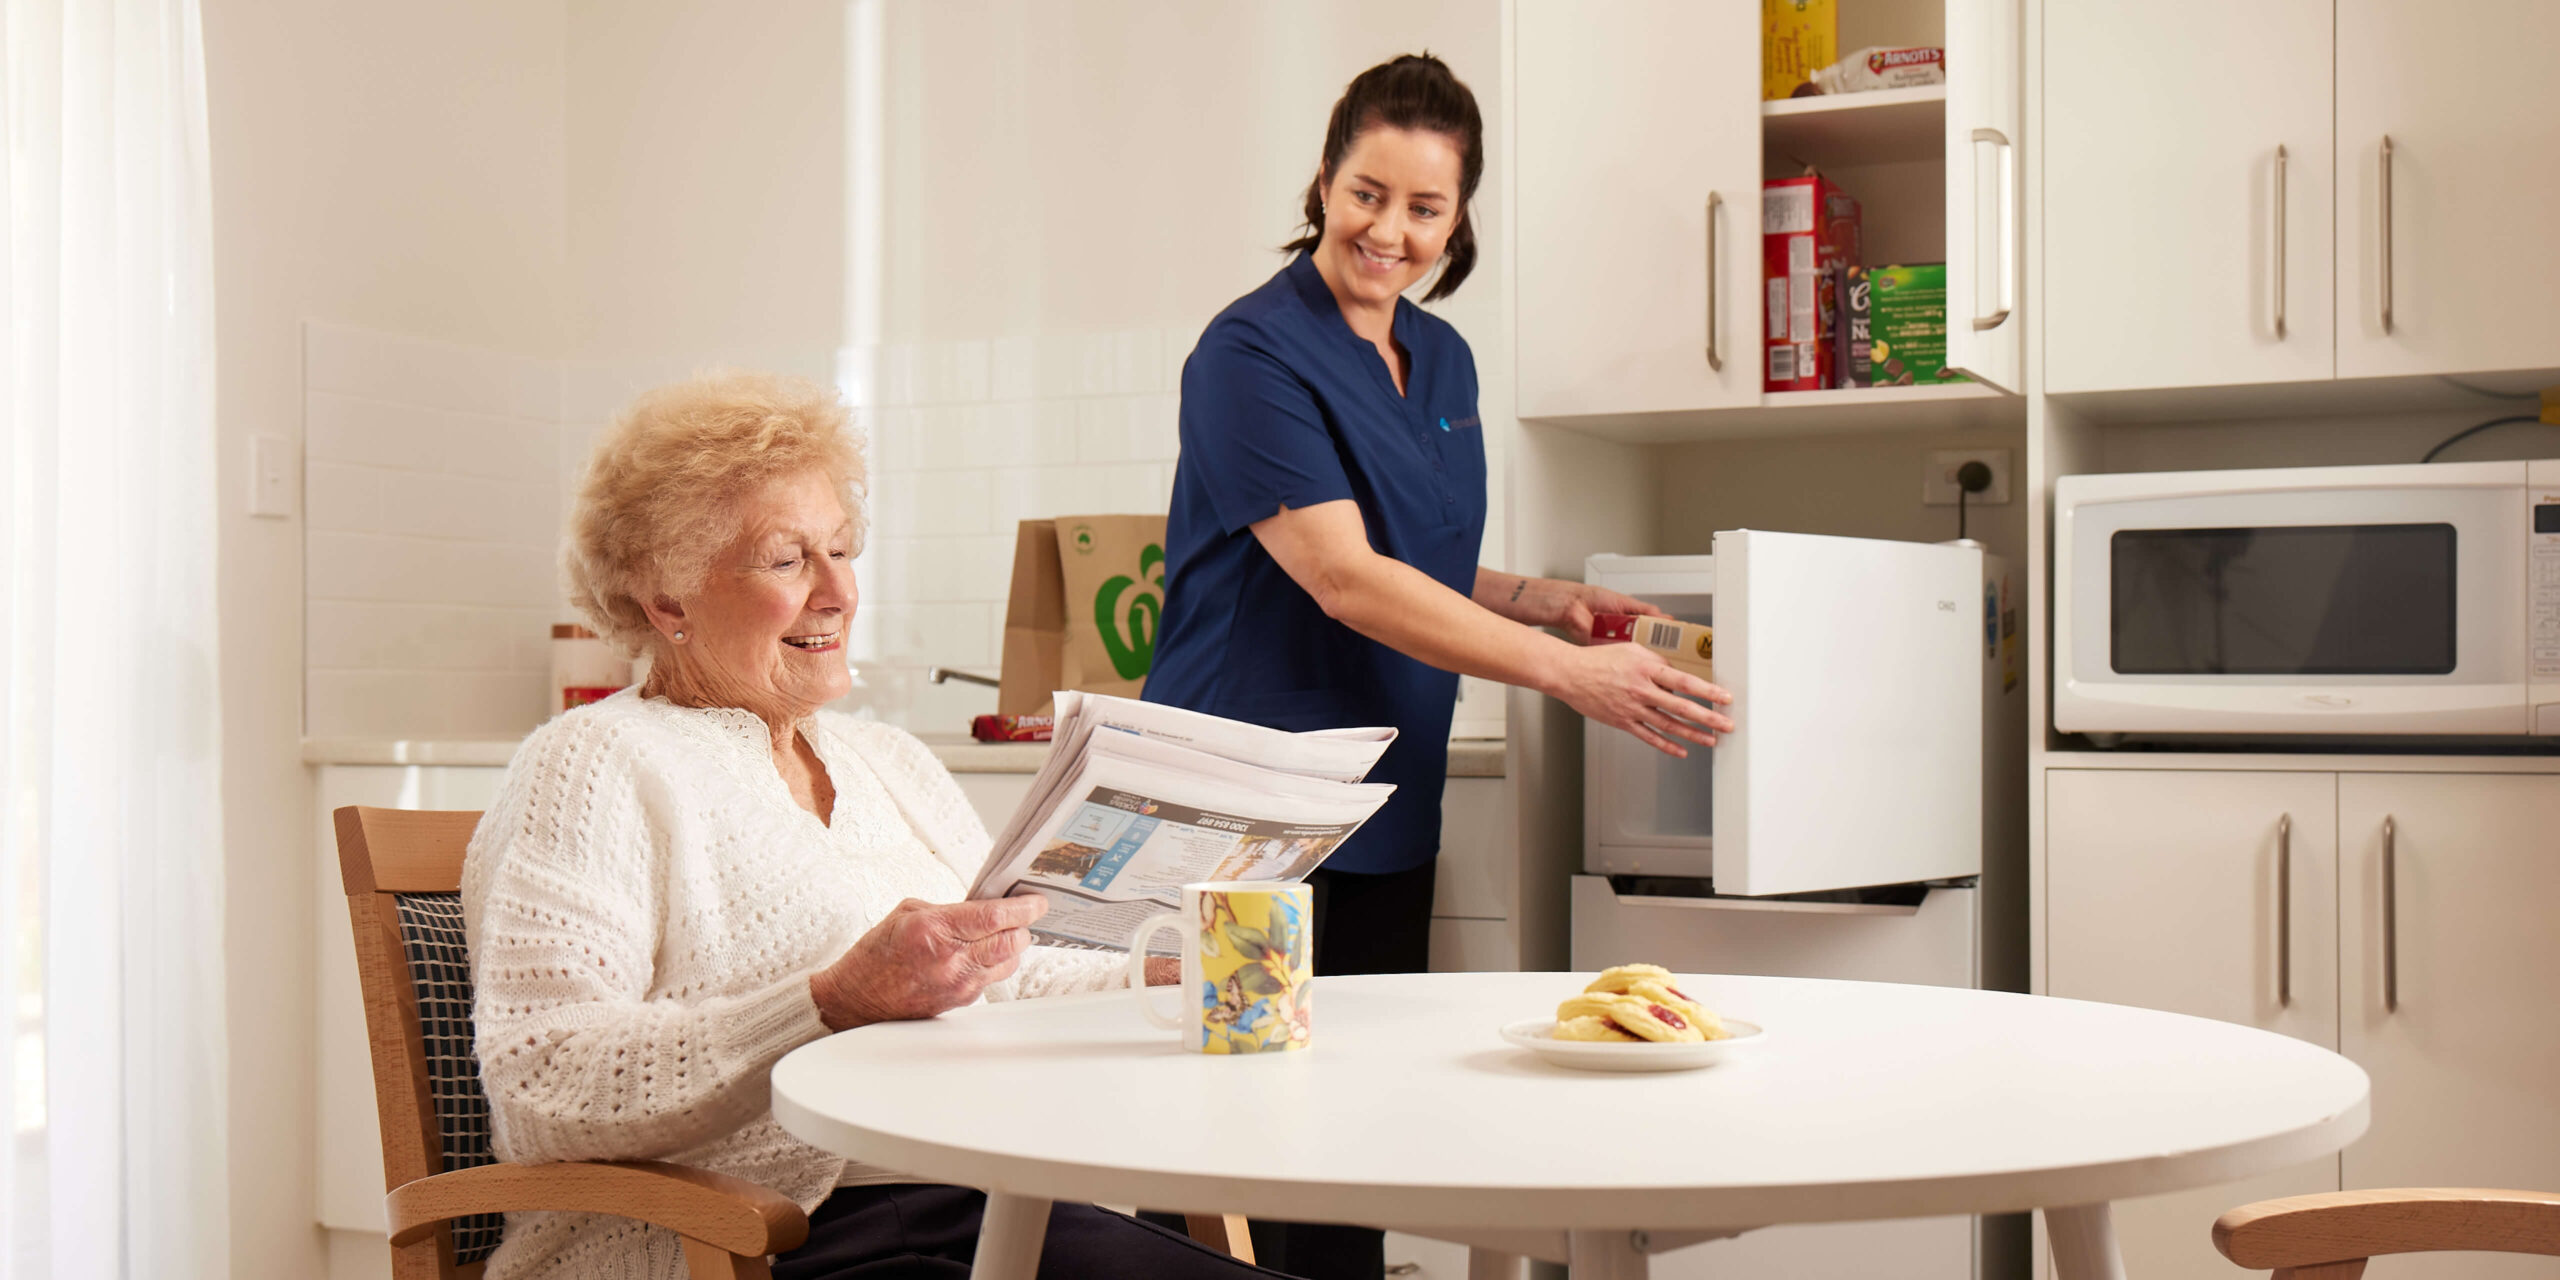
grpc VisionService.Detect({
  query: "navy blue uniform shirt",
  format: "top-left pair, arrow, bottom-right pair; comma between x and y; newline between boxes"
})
1144,254 -> 1487,875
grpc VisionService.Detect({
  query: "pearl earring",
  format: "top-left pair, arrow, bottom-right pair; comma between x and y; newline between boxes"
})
673,630 -> 686,642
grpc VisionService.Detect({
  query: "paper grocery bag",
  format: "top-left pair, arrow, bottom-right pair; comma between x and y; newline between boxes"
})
996,515 -> 1168,715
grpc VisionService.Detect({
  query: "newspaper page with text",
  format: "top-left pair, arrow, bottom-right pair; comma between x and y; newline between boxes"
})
968,693 -> 1397,950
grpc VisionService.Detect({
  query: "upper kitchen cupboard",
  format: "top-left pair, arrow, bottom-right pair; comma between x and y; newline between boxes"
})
1511,0 -> 2023,437
1512,0 -> 1761,420
2046,0 -> 2560,394
2335,0 -> 2560,381
2043,1 -> 2335,394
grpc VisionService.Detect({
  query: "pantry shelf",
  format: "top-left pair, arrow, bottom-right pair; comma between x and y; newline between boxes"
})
1526,382 -> 2018,445
1762,84 -> 1946,168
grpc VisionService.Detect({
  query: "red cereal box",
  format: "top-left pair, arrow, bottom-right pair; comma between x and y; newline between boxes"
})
1761,174 -> 1862,392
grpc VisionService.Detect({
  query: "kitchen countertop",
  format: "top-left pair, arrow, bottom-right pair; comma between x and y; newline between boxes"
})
304,734 -> 1507,776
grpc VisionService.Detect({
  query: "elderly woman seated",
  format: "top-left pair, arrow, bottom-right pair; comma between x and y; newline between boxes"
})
462,371 -> 1281,1280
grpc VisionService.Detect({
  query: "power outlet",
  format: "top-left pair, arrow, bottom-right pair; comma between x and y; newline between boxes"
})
1921,449 -> 2011,506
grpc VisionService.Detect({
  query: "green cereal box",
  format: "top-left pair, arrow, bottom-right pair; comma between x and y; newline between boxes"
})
1867,264 -> 1968,386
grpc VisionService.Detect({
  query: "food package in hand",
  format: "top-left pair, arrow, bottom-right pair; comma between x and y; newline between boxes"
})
1809,46 -> 1946,95
1591,613 -> 1714,682
1762,173 -> 1862,392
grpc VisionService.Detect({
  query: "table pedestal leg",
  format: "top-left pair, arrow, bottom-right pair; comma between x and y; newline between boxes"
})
1568,1229 -> 1649,1280
971,1192 -> 1053,1280
2045,1204 -> 2128,1280
1467,1246 -> 1526,1280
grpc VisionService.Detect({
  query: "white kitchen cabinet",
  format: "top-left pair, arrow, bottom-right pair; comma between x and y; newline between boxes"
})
2335,0 -> 2560,380
2044,0 -> 2560,395
2336,773 -> 2560,1280
1940,0 -> 2023,393
1512,0 -> 2023,425
1513,0 -> 1761,419
2044,770 -> 2343,1280
2048,766 -> 2560,1280
2043,1 -> 2334,393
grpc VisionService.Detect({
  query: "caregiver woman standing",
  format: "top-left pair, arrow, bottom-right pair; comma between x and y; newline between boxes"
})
1144,53 -> 1737,1279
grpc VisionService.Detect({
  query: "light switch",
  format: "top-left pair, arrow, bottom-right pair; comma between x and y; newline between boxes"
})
250,434 -> 294,519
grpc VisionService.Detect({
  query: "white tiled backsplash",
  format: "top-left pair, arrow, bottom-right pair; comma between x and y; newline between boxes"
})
853,330 -> 1187,676
304,323 -> 1500,740
303,321 -> 566,738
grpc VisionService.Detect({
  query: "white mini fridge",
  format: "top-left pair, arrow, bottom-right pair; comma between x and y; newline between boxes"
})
1574,530 -> 2029,1280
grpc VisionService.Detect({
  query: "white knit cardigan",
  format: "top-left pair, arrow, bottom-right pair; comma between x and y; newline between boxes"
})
459,690 -> 1123,1280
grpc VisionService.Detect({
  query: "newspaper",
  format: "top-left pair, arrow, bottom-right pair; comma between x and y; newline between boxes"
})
967,692 -> 1398,951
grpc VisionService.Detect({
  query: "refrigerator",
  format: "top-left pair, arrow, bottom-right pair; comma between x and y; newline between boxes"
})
1573,530 -> 2028,1280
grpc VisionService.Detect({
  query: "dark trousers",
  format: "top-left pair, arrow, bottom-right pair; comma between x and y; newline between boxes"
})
1247,860 -> 1439,1280
775,1184 -> 1295,1279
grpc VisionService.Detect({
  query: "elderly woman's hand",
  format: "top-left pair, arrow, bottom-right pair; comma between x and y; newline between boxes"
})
810,896 -> 1049,1030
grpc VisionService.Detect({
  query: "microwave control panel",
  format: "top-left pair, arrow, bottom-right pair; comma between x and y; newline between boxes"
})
2537,498 -> 2560,682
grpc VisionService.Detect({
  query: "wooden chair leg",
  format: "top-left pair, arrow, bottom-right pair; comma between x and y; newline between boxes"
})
2274,1264 -> 2369,1280
680,1237 -> 775,1280
387,1237 -> 447,1280
1183,1213 -> 1258,1264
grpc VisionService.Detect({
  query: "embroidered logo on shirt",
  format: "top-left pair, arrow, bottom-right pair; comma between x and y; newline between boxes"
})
1439,415 -> 1481,432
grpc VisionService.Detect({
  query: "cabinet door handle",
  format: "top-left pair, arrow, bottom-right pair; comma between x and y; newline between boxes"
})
2276,812 -> 2292,1008
2273,145 -> 2289,340
2382,814 -> 2399,1012
1969,127 -> 2015,331
1704,192 -> 1724,371
2379,136 -> 2396,335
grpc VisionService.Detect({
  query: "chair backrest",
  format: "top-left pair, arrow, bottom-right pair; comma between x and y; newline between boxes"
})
335,806 -> 504,1279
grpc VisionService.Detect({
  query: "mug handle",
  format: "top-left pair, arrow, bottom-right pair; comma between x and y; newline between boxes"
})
1126,910 -> 1186,1030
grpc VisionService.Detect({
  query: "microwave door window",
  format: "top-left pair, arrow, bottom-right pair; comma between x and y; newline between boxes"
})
2109,523 -> 2458,675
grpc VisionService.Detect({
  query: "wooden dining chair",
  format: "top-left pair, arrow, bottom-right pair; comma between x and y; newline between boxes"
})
334,804 -> 1253,1279
2214,1187 -> 2560,1279
337,805 -> 810,1280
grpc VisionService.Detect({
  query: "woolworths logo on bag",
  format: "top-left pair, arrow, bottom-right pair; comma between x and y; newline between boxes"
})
1070,523 -> 1164,679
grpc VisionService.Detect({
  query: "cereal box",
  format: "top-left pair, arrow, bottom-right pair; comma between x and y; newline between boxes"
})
1868,263 -> 1970,386
1763,174 -> 1862,392
1763,0 -> 1838,100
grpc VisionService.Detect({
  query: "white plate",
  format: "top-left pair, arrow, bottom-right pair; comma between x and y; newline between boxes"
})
1499,1017 -> 1765,1073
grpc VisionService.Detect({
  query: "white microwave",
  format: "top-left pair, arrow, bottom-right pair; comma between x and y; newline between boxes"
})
2054,458 -> 2560,741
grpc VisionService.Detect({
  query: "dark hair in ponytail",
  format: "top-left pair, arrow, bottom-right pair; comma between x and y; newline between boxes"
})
1281,53 -> 1485,303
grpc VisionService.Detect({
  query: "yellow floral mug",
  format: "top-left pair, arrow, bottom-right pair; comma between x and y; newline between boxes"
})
1125,881 -> 1314,1054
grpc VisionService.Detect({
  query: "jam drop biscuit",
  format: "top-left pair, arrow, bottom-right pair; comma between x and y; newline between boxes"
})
1624,979 -> 1727,1041
1552,1015 -> 1641,1043
1556,991 -> 1706,1043
1585,964 -> 1675,993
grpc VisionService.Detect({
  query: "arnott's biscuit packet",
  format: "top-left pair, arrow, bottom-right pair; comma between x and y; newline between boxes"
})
1590,613 -> 1714,682
1810,46 -> 1945,95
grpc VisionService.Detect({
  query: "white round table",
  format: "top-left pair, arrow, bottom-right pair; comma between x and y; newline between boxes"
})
771,972 -> 2368,1280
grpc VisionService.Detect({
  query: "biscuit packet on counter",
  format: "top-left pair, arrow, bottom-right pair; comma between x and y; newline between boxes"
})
1809,46 -> 1945,95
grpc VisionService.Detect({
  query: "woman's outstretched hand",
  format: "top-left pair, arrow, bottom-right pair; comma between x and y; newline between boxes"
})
1554,583 -> 1665,645
811,896 -> 1047,1031
1550,641 -> 1735,759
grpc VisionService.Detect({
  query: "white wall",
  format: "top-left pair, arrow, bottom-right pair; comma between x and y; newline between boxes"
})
858,0 -> 1514,733
204,3 -> 569,1277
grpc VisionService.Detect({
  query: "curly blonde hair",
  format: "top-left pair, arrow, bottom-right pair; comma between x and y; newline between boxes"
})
567,369 -> 868,657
